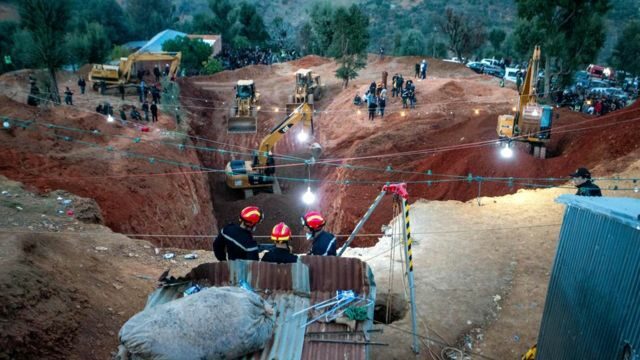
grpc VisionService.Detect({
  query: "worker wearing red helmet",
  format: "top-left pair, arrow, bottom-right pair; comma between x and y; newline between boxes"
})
261,222 -> 298,264
213,206 -> 262,261
301,211 -> 336,256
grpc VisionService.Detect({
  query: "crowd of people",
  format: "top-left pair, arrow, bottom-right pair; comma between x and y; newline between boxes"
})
352,70 -> 419,121
215,46 -> 300,70
213,207 -> 336,263
557,88 -> 628,116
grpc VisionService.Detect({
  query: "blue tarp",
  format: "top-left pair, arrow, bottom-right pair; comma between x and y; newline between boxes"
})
137,29 -> 186,53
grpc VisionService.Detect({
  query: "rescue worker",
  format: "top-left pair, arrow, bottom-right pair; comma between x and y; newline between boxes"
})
570,167 -> 602,197
353,92 -> 363,106
261,222 -> 298,264
302,211 -> 336,256
213,206 -> 262,261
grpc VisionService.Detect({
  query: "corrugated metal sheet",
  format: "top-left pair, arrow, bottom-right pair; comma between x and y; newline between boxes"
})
144,257 -> 375,360
537,195 -> 640,359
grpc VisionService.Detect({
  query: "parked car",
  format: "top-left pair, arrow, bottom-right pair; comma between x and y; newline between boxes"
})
503,67 -> 521,83
480,58 -> 501,67
604,88 -> 629,102
482,65 -> 505,78
466,62 -> 484,74
443,57 -> 466,64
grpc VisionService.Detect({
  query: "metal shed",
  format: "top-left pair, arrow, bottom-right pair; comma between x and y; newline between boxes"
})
537,195 -> 640,360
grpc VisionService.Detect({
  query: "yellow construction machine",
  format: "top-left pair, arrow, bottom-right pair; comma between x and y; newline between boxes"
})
88,51 -> 181,91
497,45 -> 553,159
226,102 -> 316,198
285,69 -> 321,115
228,79 -> 260,133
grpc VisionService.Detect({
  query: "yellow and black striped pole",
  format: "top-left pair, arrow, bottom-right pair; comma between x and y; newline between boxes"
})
400,197 -> 420,354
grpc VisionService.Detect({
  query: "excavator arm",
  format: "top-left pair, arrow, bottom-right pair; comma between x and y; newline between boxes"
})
118,52 -> 182,82
254,103 -> 313,167
517,45 -> 540,119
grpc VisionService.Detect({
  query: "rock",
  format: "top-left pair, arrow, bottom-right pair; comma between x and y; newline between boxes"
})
95,246 -> 108,251
112,283 -> 123,290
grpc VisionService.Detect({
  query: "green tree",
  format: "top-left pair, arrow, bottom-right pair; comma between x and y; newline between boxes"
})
611,20 -> 640,76
328,5 -> 370,87
297,22 -> 317,56
514,0 -> 610,97
399,29 -> 426,56
162,36 -> 212,75
309,2 -> 335,56
71,0 -> 131,44
126,0 -> 176,40
488,28 -> 506,52
208,0 -> 235,40
438,8 -> 486,63
232,2 -> 269,45
203,58 -> 223,75
19,0 -> 72,104
0,21 -> 19,73
65,22 -> 111,66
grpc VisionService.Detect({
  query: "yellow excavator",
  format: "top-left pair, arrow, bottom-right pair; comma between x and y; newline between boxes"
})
226,102 -> 316,198
285,69 -> 321,115
228,79 -> 259,133
88,51 -> 181,91
497,45 -> 553,159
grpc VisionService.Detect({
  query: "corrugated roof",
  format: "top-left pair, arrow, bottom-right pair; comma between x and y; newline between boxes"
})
145,257 -> 375,360
137,29 -> 186,53
556,194 -> 640,228
538,195 -> 640,358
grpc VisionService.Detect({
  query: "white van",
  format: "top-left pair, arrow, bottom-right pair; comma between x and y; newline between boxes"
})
504,67 -> 520,83
480,58 -> 501,67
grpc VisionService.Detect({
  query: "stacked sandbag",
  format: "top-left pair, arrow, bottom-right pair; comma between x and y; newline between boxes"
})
117,286 -> 275,360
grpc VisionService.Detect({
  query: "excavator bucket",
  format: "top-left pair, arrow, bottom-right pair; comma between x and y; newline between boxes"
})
228,116 -> 257,133
286,102 -> 313,116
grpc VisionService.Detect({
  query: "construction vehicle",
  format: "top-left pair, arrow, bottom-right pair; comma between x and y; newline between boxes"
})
226,102 -> 315,198
496,45 -> 553,159
228,80 -> 260,133
285,69 -> 321,115
88,51 -> 181,91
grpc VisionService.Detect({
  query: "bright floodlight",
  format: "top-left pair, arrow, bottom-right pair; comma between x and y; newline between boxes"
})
500,146 -> 513,158
302,187 -> 316,205
107,114 -> 115,123
297,131 -> 309,142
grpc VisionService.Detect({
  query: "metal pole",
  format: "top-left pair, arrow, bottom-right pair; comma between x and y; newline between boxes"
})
400,198 -> 420,354
337,189 -> 387,256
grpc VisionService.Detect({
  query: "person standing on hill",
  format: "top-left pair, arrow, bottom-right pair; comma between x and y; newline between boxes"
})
378,87 -> 387,117
153,65 -> 161,83
64,87 -> 74,105
142,101 -> 149,122
570,167 -> 602,197
420,59 -> 428,80
150,102 -> 158,123
118,81 -> 125,100
414,63 -> 420,78
77,77 -> 86,94
367,91 -> 377,121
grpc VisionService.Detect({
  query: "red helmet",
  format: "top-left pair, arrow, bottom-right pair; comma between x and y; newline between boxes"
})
271,222 -> 291,242
240,206 -> 263,226
301,211 -> 326,231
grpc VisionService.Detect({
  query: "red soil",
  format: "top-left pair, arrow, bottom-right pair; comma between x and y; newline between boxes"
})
0,94 -> 217,248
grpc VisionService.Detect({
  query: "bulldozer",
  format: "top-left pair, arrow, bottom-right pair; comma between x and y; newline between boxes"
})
88,51 -> 181,92
226,102 -> 317,198
228,80 -> 260,133
497,45 -> 553,159
285,69 -> 321,115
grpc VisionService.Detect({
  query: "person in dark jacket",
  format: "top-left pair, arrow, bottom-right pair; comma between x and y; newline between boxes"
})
414,63 -> 420,78
261,222 -> 298,264
213,206 -> 263,261
141,101 -> 149,121
153,65 -> 161,83
77,77 -> 86,94
118,81 -> 125,100
150,102 -> 158,122
64,87 -> 73,105
302,211 -> 336,256
570,167 -> 602,197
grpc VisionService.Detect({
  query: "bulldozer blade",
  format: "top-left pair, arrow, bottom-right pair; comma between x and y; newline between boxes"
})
228,116 -> 257,133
